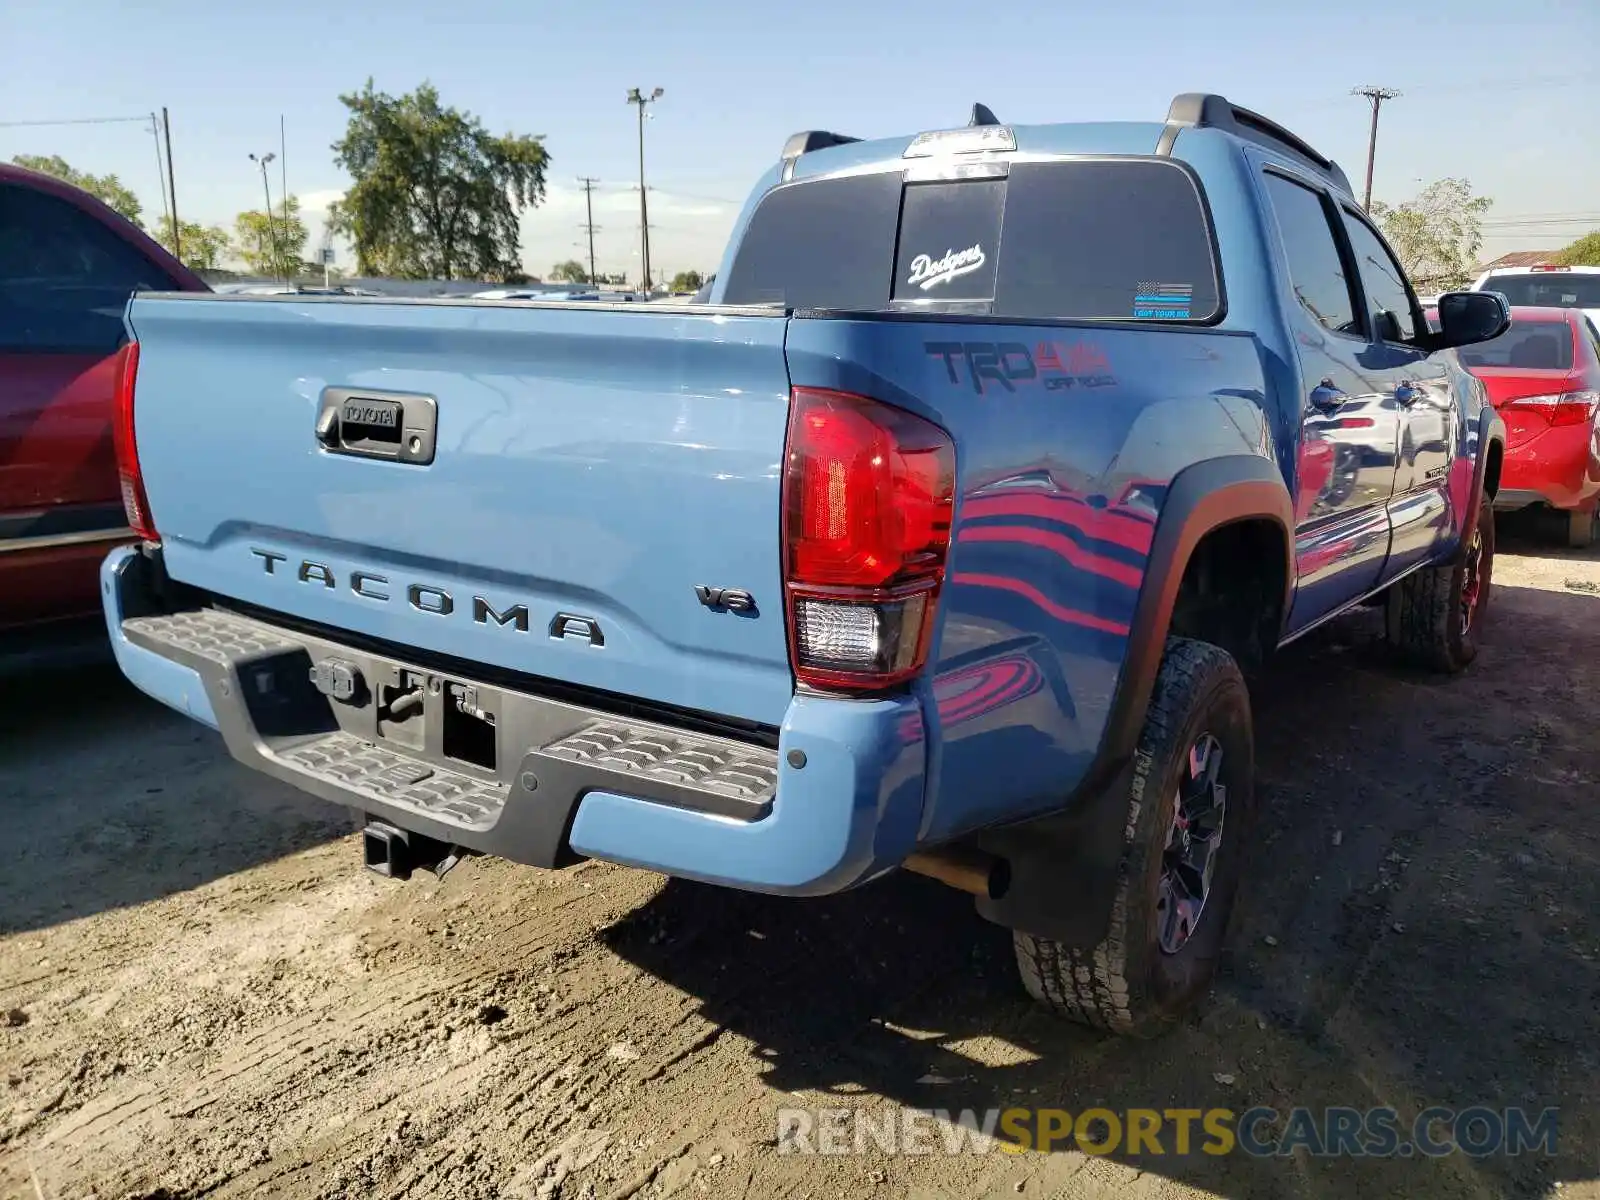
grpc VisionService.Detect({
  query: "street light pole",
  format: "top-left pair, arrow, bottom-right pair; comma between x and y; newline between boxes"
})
626,87 -> 663,292
1351,85 -> 1401,211
249,152 -> 280,282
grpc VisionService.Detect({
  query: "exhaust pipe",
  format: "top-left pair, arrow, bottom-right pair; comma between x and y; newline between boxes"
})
363,820 -> 459,881
903,846 -> 1009,899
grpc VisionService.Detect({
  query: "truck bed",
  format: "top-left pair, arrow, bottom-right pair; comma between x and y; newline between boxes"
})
115,288 -> 1273,892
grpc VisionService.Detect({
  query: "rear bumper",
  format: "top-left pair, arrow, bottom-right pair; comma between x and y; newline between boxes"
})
101,545 -> 926,895
1497,427 -> 1600,511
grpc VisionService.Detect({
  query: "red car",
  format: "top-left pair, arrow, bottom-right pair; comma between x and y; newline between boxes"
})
1448,305 -> 1600,546
0,164 -> 207,663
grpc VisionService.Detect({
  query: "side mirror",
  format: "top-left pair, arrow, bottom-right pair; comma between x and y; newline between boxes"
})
1432,291 -> 1510,350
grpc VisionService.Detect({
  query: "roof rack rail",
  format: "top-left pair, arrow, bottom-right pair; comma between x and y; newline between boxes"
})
778,129 -> 862,180
1157,93 -> 1353,196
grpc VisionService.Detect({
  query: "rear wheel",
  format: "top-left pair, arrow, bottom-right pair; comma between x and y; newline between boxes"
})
1567,502 -> 1596,549
1013,638 -> 1254,1038
1386,494 -> 1494,672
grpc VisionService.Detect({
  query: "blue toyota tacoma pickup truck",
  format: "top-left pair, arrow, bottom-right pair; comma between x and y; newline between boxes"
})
101,93 -> 1509,1037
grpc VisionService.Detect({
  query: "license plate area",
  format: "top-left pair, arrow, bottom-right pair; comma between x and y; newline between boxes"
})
374,669 -> 498,772
316,387 -> 437,464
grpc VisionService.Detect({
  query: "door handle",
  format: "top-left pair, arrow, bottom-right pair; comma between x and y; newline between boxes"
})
1309,382 -> 1346,413
1394,381 -> 1420,407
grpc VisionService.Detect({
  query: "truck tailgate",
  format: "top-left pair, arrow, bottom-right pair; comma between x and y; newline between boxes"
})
125,296 -> 795,727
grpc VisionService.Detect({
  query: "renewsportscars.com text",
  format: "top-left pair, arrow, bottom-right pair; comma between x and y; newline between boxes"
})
776,1105 -> 1559,1159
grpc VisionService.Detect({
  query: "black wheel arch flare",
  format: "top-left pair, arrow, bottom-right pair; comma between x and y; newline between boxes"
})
973,454 -> 1293,946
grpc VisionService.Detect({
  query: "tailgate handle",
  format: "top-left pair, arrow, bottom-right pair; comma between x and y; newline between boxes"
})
315,387 -> 437,466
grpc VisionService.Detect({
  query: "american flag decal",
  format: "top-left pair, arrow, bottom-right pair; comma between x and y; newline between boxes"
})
1135,282 -> 1193,298
1133,282 -> 1194,318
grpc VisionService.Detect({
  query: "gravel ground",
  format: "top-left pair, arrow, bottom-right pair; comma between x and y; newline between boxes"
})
0,517 -> 1596,1200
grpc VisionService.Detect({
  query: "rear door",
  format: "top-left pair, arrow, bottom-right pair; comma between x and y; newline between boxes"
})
0,179 -> 178,554
1258,169 -> 1401,631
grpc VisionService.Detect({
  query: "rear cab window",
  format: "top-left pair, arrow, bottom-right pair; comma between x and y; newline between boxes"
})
721,158 -> 1223,323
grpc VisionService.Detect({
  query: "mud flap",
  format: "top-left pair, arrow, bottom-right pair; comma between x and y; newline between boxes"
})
971,758 -> 1135,946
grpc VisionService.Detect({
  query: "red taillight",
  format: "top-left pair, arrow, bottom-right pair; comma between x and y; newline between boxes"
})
112,341 -> 158,542
1553,391 -> 1600,426
1503,390 -> 1600,427
782,387 -> 955,693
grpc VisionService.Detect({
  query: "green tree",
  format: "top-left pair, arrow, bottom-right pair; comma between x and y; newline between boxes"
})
670,270 -> 705,293
11,154 -> 144,227
551,260 -> 589,284
233,195 -> 309,278
1555,231 -> 1600,267
1369,178 -> 1492,292
150,220 -> 231,271
329,80 -> 549,280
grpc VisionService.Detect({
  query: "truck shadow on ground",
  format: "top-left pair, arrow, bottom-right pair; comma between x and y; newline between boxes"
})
0,662 -> 350,937
601,540 -> 1598,1198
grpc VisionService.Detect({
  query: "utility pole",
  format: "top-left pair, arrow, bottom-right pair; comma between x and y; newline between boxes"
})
1351,86 -> 1401,210
577,176 -> 601,284
249,151 -> 280,281
279,114 -> 288,224
147,113 -> 173,248
162,107 -> 180,261
626,87 -> 663,292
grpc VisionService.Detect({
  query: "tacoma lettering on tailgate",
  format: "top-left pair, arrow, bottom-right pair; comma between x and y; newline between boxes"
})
248,548 -> 604,645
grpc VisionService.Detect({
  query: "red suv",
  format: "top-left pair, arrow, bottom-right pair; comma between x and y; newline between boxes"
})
0,164 -> 207,663
1457,306 -> 1600,545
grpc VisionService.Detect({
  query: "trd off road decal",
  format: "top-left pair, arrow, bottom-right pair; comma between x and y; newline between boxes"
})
905,244 -> 988,291
925,340 -> 1116,395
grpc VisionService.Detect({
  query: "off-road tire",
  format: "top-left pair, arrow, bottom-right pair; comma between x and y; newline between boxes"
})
1013,638 -> 1254,1038
1386,494 -> 1494,672
1567,503 -> 1595,549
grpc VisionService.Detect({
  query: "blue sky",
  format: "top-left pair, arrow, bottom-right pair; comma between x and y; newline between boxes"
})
2,0 -> 1596,280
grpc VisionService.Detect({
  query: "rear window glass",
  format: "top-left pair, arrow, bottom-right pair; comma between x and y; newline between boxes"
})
0,182 -> 173,353
718,172 -> 900,310
892,178 -> 1004,304
721,158 -> 1222,323
1457,320 -> 1574,371
1483,273 -> 1600,309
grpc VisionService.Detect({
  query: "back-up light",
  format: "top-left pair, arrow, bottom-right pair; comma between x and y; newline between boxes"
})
112,341 -> 159,542
1503,390 -> 1600,427
782,388 -> 956,693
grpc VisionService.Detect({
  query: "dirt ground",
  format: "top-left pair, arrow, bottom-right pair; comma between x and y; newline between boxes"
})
1,516 -> 1597,1200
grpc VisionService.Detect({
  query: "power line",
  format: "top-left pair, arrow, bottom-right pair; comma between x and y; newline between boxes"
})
1482,210 -> 1600,220
599,181 -> 741,207
1299,73 -> 1593,109
0,114 -> 153,128
1482,219 -> 1600,229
